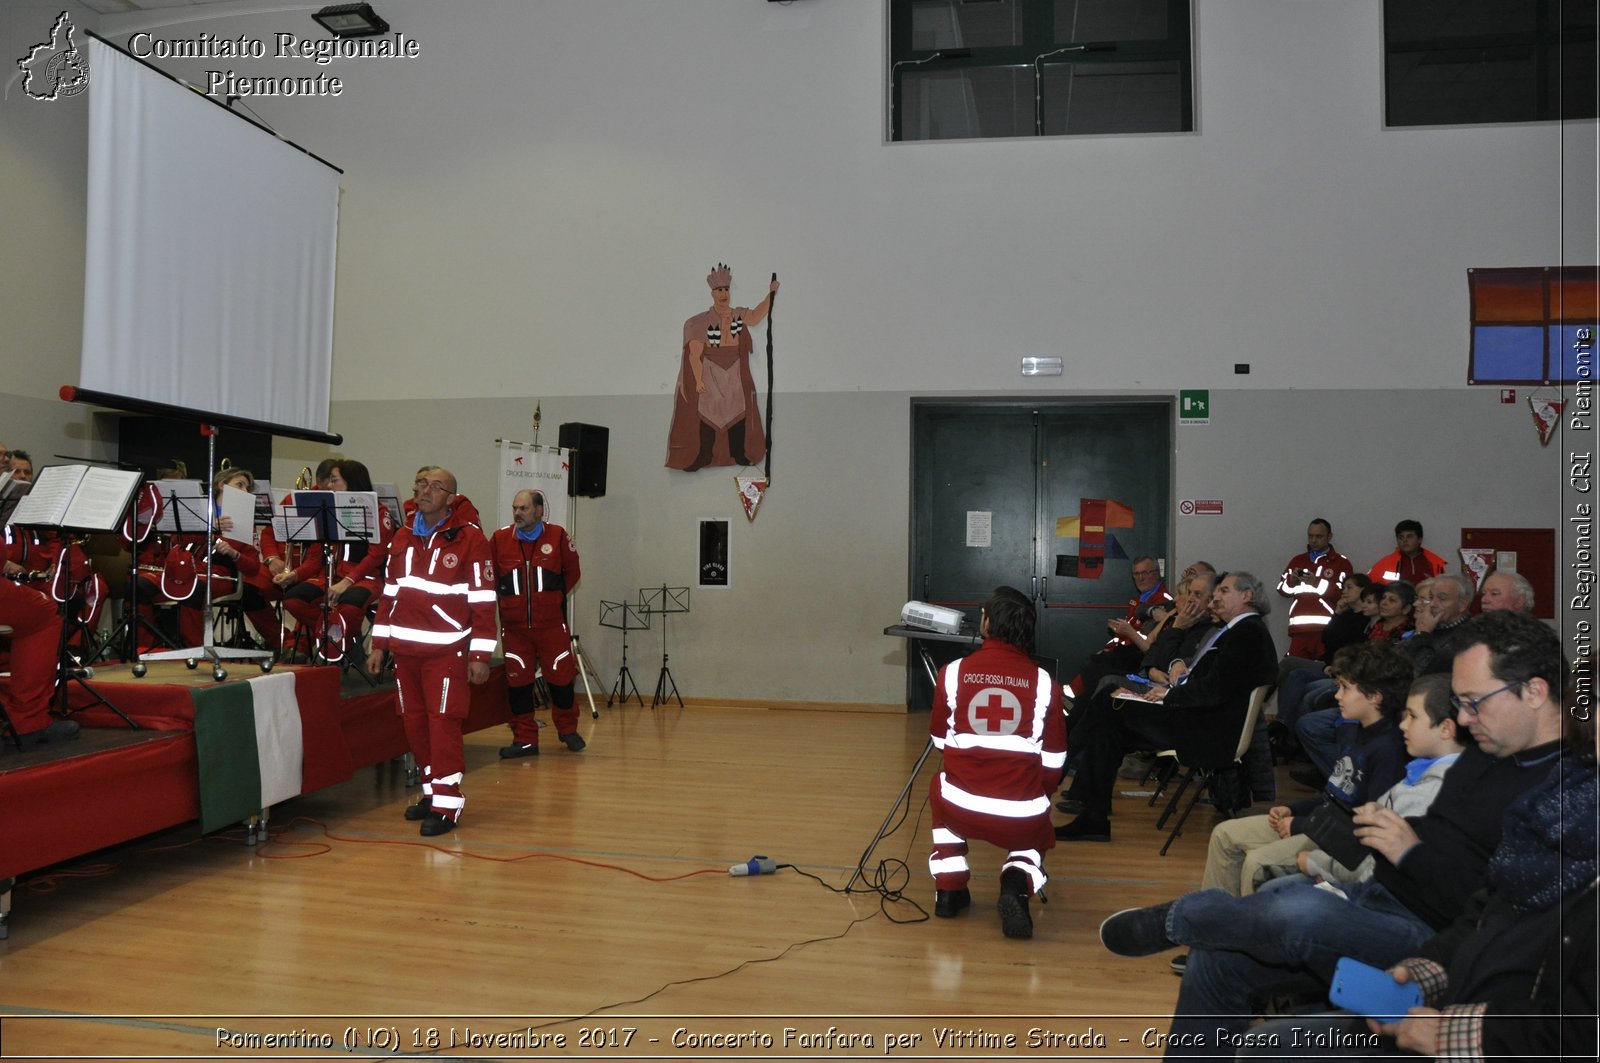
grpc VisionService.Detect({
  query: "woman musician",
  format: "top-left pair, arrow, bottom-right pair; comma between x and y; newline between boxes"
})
138,468 -> 278,650
272,459 -> 395,663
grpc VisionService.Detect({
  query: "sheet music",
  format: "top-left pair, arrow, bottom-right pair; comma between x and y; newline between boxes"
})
374,482 -> 403,530
217,483 -> 255,542
7,465 -> 141,531
335,491 -> 382,543
153,480 -> 210,533
272,501 -> 324,543
60,467 -> 142,531
251,482 -> 276,526
7,464 -> 86,526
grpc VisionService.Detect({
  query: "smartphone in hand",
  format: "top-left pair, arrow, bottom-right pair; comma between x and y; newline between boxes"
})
1328,957 -> 1423,1023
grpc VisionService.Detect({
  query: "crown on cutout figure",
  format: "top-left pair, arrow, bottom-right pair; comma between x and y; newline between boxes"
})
707,263 -> 732,288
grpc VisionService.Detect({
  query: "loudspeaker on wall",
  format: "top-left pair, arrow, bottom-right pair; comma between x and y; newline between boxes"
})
558,422 -> 609,497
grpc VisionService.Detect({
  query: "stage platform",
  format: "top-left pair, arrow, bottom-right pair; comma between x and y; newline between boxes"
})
0,660 -> 510,887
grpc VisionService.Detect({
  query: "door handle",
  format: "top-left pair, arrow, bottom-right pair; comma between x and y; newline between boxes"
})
1040,577 -> 1047,599
1032,576 -> 1039,599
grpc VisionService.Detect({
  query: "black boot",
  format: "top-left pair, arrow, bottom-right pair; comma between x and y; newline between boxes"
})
684,422 -> 718,471
727,423 -> 750,466
997,869 -> 1033,939
934,888 -> 971,918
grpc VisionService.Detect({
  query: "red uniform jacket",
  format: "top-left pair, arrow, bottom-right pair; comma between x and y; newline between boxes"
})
489,522 -> 580,630
371,498 -> 496,661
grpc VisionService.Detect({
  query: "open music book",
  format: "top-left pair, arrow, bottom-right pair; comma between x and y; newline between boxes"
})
7,464 -> 143,531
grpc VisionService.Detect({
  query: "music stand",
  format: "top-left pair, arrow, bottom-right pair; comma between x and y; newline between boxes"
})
639,584 -> 689,709
598,600 -> 649,707
276,491 -> 378,667
142,467 -> 274,680
6,463 -> 143,724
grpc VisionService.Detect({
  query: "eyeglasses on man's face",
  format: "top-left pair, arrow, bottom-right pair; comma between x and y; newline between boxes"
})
1450,681 -> 1523,717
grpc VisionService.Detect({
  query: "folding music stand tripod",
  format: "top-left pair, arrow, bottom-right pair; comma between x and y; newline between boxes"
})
598,599 -> 648,707
639,584 -> 688,709
278,490 -> 380,670
140,428 -> 273,681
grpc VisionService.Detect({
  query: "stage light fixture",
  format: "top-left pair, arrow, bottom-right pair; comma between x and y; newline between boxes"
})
313,3 -> 390,39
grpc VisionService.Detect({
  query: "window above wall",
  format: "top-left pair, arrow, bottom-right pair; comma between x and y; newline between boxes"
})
887,0 -> 1194,142
1384,0 -> 1599,126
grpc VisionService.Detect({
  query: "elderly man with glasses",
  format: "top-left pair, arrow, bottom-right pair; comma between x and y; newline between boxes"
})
1094,610 -> 1570,1058
366,467 -> 496,837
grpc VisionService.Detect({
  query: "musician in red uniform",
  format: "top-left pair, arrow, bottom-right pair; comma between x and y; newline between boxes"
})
928,586 -> 1067,939
141,468 -> 268,648
366,467 -> 496,836
274,459 -> 395,662
490,489 -> 584,757
0,577 -> 77,746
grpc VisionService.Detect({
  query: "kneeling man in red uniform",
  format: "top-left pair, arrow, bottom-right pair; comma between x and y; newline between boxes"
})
367,467 -> 496,836
928,586 -> 1066,938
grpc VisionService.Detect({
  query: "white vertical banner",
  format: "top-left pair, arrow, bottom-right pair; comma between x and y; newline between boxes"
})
495,440 -> 571,532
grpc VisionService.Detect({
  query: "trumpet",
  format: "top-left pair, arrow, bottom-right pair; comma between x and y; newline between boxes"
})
294,466 -> 314,489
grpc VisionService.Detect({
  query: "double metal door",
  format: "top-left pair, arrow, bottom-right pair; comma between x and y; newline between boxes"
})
909,400 -> 1171,706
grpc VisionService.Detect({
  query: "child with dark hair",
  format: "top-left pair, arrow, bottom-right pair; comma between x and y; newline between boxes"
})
1198,642 -> 1412,900
1296,672 -> 1468,886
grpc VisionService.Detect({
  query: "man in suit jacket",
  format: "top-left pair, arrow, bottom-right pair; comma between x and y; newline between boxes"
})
1057,570 -> 1278,843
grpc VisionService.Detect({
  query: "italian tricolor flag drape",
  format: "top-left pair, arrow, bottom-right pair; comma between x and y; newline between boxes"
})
191,671 -> 345,833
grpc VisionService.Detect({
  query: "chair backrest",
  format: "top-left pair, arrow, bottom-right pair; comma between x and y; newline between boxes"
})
1232,684 -> 1273,761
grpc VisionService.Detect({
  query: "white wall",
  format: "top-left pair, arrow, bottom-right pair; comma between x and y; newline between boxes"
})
2,1 -> 1594,704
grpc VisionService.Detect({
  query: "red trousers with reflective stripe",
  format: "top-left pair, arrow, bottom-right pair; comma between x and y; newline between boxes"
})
394,650 -> 468,821
928,778 -> 1051,894
0,579 -> 62,734
502,623 -> 578,739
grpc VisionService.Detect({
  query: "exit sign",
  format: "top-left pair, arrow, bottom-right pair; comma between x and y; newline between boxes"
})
1179,389 -> 1210,425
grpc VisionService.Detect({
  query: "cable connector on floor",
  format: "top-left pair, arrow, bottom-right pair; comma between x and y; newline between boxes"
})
729,855 -> 776,876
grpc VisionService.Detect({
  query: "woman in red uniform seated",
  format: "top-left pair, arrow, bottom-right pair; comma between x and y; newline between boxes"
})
273,459 -> 394,662
139,468 -> 271,648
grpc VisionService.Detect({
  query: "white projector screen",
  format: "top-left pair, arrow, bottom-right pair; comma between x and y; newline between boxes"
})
80,37 -> 341,437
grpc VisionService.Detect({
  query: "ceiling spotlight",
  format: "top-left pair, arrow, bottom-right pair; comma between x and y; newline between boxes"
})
313,3 -> 390,39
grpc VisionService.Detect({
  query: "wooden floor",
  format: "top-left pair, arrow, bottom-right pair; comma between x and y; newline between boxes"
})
0,704 -> 1241,1060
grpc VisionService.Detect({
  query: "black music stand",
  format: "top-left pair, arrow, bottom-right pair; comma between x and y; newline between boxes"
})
639,584 -> 689,709
277,491 -> 378,668
598,600 -> 649,707
141,468 -> 273,681
92,481 -> 180,665
4,463 -> 142,724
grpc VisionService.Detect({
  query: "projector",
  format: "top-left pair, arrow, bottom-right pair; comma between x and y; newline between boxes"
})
901,600 -> 964,635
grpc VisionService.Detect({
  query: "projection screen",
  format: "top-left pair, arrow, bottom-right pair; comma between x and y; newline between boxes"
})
79,36 -> 341,438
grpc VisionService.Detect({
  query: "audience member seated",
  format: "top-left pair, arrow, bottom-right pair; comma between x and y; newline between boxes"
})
8,449 -> 33,482
1095,610 -> 1570,1058
1063,571 -> 1218,797
1292,672 -> 1466,889
1056,571 -> 1277,844
1477,568 -> 1534,614
1197,641 -> 1412,899
1271,573 -> 1375,761
1063,556 -> 1172,708
1402,572 -> 1473,675
1368,579 -> 1416,643
274,459 -> 395,663
1237,705 -> 1594,1062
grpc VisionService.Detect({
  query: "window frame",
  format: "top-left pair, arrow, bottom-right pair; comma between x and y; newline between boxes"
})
886,0 -> 1195,142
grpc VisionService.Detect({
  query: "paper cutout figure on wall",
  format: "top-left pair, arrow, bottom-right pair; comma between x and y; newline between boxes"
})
666,264 -> 779,471
1054,498 -> 1137,579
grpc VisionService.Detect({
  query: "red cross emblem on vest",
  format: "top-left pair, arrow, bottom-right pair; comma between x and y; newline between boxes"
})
967,686 -> 1022,735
